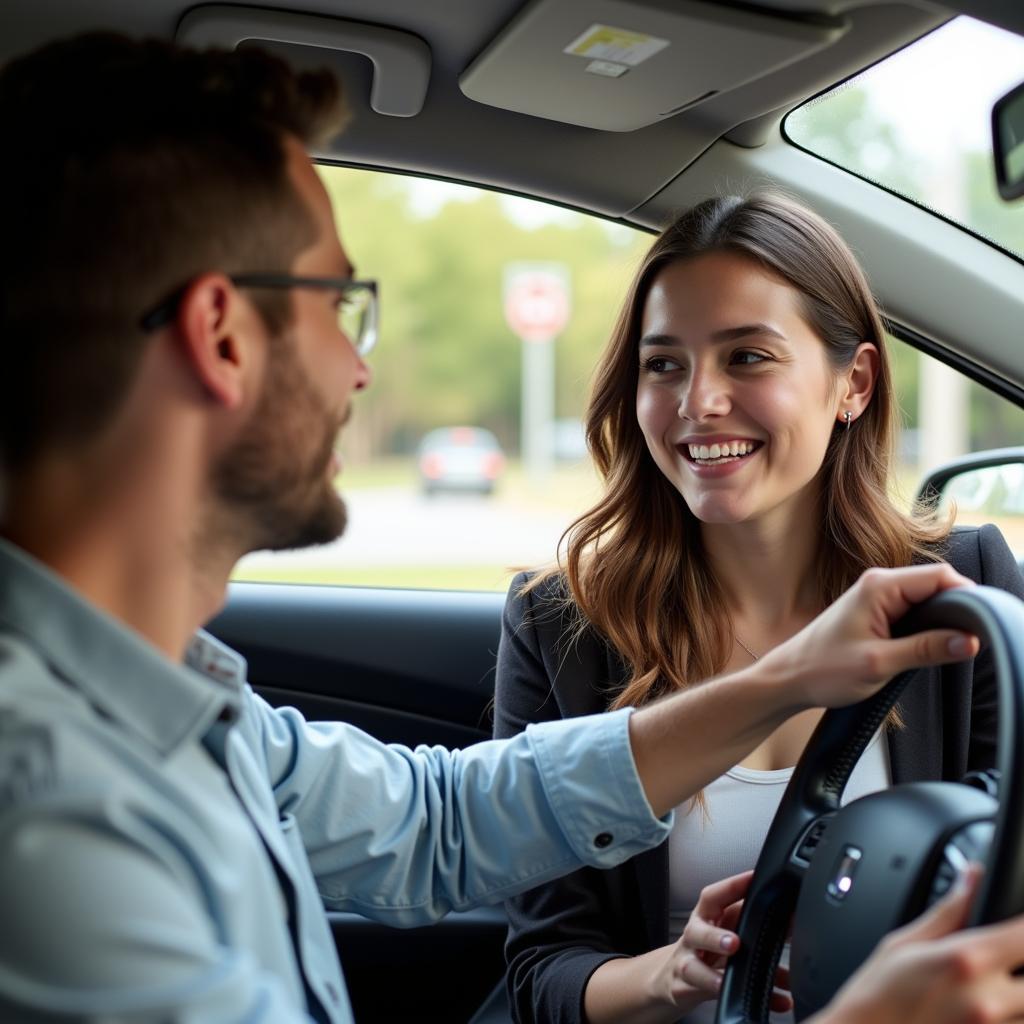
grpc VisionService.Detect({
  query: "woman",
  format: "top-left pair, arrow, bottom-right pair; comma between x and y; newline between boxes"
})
492,192 -> 1024,1024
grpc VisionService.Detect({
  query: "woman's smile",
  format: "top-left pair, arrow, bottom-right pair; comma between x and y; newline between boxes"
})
681,437 -> 763,464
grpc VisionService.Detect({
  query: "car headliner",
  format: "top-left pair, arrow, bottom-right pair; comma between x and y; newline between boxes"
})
4,0 -> 1024,398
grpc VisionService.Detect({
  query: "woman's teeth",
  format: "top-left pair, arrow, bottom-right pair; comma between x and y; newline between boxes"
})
687,440 -> 757,463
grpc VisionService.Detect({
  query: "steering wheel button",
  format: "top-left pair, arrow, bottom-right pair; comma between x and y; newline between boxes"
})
826,845 -> 862,901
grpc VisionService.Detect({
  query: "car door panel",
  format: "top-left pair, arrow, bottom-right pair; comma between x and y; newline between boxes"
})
209,582 -> 505,745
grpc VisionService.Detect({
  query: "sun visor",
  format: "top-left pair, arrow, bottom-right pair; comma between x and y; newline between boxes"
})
460,0 -> 848,132
177,5 -> 431,118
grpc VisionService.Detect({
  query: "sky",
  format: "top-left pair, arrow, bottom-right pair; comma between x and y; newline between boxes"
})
405,177 -> 581,229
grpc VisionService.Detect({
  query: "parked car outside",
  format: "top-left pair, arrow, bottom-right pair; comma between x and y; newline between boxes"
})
417,426 -> 506,496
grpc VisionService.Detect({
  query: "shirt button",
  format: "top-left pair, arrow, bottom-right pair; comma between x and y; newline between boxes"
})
325,981 -> 340,1004
594,832 -> 613,849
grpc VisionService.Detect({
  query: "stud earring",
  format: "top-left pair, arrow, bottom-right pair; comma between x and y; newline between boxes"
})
844,410 -> 853,431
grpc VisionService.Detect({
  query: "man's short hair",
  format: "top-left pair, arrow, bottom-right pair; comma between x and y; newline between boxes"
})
0,33 -> 347,472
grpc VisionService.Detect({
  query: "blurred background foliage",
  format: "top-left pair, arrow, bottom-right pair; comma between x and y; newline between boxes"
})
319,167 -> 648,465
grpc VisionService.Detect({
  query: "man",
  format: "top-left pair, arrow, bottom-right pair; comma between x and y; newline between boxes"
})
0,32 -> 1020,1024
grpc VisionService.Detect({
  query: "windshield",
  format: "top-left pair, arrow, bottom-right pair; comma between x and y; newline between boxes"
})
785,16 -> 1024,259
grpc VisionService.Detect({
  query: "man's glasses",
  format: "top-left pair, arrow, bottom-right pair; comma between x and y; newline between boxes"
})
140,275 -> 379,356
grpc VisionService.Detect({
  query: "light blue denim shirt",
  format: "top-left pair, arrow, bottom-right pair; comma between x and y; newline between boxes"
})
0,539 -> 671,1022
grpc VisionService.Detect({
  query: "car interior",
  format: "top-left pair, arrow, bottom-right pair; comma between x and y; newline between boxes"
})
5,0 -> 1024,1021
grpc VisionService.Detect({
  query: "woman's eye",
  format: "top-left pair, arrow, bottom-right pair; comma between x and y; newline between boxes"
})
642,355 -> 681,373
732,350 -> 767,366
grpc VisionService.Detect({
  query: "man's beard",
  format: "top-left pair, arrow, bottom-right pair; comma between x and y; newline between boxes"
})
209,334 -> 349,556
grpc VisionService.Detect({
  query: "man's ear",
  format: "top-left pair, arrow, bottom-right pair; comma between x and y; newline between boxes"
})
174,273 -> 257,410
838,341 -> 880,423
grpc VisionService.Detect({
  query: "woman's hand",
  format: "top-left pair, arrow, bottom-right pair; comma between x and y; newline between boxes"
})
584,869 -> 790,1023
651,870 -> 791,1016
815,866 -> 1024,1024
762,564 -> 981,712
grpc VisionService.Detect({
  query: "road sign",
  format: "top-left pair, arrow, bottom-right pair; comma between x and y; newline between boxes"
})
503,266 -> 571,343
502,263 -> 571,488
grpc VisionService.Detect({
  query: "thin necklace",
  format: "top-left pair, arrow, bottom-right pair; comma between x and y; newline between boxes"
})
734,634 -> 761,662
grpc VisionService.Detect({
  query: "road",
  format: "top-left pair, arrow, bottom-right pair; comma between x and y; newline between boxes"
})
238,484 -> 579,571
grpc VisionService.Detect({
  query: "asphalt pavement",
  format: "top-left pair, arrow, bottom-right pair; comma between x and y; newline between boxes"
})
238,484 -> 577,570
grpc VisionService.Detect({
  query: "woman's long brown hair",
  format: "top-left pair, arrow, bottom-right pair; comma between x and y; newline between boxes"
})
528,192 -> 950,711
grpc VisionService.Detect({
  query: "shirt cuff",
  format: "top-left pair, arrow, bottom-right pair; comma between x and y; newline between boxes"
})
526,707 -> 672,867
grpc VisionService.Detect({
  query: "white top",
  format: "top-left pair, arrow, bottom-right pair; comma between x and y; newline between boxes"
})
667,728 -> 891,1024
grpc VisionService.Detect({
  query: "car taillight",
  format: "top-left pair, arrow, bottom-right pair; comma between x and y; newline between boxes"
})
421,454 -> 444,479
483,453 -> 505,479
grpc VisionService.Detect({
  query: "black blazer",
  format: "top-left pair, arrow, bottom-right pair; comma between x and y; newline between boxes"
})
492,525 -> 1024,1024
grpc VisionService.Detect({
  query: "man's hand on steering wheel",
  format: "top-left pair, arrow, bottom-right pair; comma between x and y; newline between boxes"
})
761,564 -> 981,713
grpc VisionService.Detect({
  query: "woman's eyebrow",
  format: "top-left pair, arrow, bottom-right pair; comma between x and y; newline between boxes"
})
710,323 -> 787,342
639,324 -> 787,348
638,333 -> 678,348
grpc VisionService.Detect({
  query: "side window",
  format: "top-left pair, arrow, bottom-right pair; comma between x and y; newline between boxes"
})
889,336 -> 1024,555
233,167 -> 649,591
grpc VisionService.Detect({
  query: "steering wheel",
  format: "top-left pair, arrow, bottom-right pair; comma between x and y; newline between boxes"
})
715,584 -> 1024,1023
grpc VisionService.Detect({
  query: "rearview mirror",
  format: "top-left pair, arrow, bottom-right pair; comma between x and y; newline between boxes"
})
992,78 -> 1024,201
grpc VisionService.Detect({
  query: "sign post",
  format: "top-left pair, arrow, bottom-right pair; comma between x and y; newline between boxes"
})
503,263 -> 571,488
